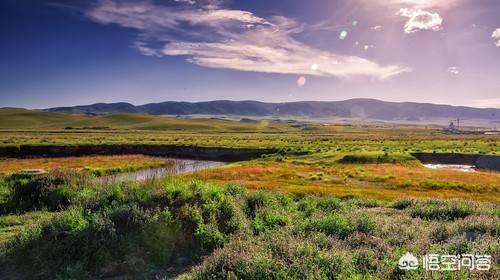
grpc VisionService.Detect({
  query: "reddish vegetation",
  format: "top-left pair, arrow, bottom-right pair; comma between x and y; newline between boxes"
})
189,162 -> 500,202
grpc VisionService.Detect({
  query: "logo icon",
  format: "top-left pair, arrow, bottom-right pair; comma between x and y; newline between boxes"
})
398,252 -> 419,270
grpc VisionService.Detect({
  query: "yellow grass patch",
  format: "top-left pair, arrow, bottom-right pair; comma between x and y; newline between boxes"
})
0,155 -> 169,175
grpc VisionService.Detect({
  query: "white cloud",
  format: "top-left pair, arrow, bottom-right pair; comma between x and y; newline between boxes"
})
447,66 -> 460,75
397,8 -> 443,34
376,0 -> 460,9
87,0 -> 409,79
371,25 -> 382,31
133,41 -> 161,56
492,28 -> 500,47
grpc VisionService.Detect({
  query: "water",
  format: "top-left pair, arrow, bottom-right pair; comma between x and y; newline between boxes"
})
423,164 -> 476,172
101,159 -> 226,183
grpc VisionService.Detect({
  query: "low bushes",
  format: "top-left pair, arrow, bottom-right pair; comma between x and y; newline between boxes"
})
337,153 -> 414,164
1,171 -> 498,279
4,170 -> 90,212
409,200 -> 475,221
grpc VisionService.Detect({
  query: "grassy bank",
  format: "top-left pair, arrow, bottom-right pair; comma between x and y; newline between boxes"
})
0,155 -> 173,176
187,154 -> 500,202
0,171 -> 498,279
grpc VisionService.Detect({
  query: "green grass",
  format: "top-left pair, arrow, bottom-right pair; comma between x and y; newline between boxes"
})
0,171 -> 498,279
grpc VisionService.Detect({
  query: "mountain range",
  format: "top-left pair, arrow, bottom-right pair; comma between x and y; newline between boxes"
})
45,99 -> 500,122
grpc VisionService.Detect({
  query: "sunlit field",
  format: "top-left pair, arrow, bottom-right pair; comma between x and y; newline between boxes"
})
0,155 -> 172,176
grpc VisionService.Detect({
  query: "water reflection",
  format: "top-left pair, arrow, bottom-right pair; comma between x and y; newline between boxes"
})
423,164 -> 476,172
102,159 -> 225,183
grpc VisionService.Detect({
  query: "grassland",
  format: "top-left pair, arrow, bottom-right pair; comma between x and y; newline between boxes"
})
188,159 -> 500,202
0,109 -> 498,279
0,155 -> 172,176
0,108 -> 295,132
0,172 -> 498,279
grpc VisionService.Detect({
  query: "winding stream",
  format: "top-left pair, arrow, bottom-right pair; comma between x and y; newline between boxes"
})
101,159 -> 226,183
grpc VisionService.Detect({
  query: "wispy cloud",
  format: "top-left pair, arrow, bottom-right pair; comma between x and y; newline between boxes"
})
87,0 -> 409,79
397,8 -> 443,34
379,0 -> 461,9
492,28 -> 500,47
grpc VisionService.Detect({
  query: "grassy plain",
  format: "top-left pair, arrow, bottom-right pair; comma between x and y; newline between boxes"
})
0,109 -> 498,278
0,155 -> 172,176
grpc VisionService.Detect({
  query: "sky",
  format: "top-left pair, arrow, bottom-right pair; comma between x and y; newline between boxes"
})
0,0 -> 499,109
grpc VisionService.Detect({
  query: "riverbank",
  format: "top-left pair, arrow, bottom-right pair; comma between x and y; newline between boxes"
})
0,145 -> 275,162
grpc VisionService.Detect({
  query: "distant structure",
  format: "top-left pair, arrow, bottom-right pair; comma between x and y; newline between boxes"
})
444,119 -> 460,133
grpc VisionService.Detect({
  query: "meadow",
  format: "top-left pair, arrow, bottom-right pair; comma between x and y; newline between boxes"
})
0,155 -> 173,176
0,110 -> 498,279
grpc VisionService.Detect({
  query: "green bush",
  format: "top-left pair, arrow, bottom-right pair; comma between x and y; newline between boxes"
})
355,214 -> 376,234
390,198 -> 414,210
252,210 -> 288,234
5,171 -> 87,212
410,200 -> 474,221
304,214 -> 354,239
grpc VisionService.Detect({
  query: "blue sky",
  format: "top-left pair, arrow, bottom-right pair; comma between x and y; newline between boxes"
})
1,0 -> 499,108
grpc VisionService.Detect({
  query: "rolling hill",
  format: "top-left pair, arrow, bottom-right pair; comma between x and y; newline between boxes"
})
45,99 -> 500,122
0,108 -> 293,131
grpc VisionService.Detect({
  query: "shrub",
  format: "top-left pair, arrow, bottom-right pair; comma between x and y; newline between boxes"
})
390,198 -> 414,210
194,223 -> 225,251
252,210 -> 288,234
245,191 -> 271,218
297,199 -> 318,217
316,197 -> 342,212
218,199 -> 248,235
353,249 -> 378,274
305,214 -> 354,239
355,214 -> 376,234
410,200 -> 474,221
142,209 -> 184,264
5,171 -> 87,212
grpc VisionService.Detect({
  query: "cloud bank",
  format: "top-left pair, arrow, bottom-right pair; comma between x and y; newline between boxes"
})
87,0 -> 409,79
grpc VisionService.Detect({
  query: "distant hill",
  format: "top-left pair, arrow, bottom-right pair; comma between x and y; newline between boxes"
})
45,99 -> 500,122
47,102 -> 139,115
0,108 -> 291,131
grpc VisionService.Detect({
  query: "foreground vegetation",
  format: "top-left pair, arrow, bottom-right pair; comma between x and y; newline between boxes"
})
0,171 -> 498,279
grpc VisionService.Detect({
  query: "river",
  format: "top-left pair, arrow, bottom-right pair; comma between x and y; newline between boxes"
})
101,158 -> 226,183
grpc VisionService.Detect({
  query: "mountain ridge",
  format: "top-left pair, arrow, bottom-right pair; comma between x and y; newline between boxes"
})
44,99 -> 500,121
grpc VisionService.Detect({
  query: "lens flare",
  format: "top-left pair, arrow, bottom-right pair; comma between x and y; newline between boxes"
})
296,76 -> 307,87
339,30 -> 348,40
